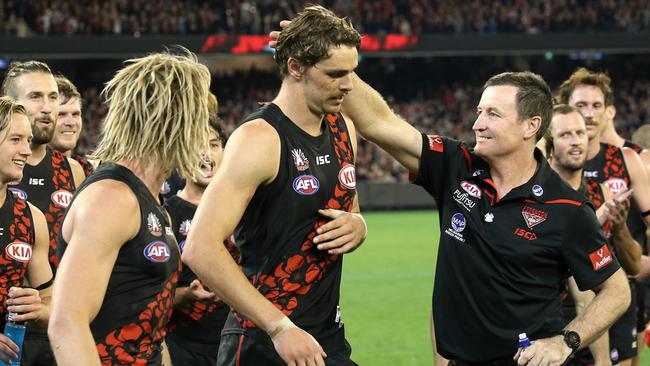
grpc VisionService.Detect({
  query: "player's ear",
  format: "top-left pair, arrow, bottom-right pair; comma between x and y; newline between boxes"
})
287,58 -> 304,80
524,116 -> 541,141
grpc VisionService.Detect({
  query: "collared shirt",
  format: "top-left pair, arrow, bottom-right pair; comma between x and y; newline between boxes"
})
413,134 -> 620,361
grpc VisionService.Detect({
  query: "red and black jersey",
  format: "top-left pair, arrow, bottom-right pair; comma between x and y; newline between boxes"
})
164,195 -> 239,356
12,147 -> 75,272
624,140 -> 644,154
57,163 -> 180,366
73,153 -> 94,177
229,103 -> 356,356
413,134 -> 619,361
0,190 -> 34,329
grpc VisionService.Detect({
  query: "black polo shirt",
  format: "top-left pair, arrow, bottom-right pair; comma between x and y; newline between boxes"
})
413,134 -> 620,362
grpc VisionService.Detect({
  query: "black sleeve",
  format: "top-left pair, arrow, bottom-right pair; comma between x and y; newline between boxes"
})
561,203 -> 621,291
411,133 -> 456,201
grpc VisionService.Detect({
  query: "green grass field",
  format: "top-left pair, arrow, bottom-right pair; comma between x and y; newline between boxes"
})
341,211 -> 650,365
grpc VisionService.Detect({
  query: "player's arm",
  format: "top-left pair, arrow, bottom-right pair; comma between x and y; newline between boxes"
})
48,181 -> 140,366
623,148 -> 650,227
182,120 -> 327,365
602,187 -> 641,275
7,204 -> 54,329
313,114 -> 366,254
566,277 -> 610,365
67,157 -> 86,188
173,279 -> 218,307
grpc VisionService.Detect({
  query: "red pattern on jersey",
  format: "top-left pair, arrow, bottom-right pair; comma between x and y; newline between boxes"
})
45,149 -> 75,269
603,145 -> 631,187
238,114 -> 355,329
585,179 -> 611,238
73,154 -> 94,177
0,197 -> 33,314
96,259 -> 180,365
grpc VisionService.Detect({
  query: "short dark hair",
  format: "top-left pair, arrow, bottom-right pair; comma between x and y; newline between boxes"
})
55,74 -> 83,107
274,5 -> 361,77
544,104 -> 582,156
557,68 -> 613,106
484,71 -> 553,142
207,92 -> 227,145
1,61 -> 53,98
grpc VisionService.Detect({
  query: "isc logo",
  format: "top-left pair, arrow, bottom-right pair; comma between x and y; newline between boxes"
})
143,241 -> 171,263
5,242 -> 32,262
338,164 -> 356,189
8,188 -> 27,200
460,181 -> 481,198
29,178 -> 45,186
51,190 -> 74,208
514,227 -> 538,241
293,175 -> 320,195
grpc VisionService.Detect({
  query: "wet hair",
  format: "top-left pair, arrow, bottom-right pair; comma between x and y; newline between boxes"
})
274,5 -> 361,77
91,49 -> 211,179
484,71 -> 553,142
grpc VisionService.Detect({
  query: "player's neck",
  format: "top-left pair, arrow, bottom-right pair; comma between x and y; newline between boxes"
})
274,83 -> 324,136
599,124 -> 625,147
487,147 -> 538,199
0,184 -> 6,207
177,183 -> 203,206
116,160 -> 167,204
550,159 -> 582,190
27,143 -> 48,165
586,136 -> 602,160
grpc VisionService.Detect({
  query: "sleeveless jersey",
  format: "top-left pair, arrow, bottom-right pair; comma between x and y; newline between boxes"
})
164,195 -> 239,354
13,147 -> 75,271
624,140 -> 644,154
73,153 -> 94,177
232,103 -> 356,354
623,140 -> 647,250
0,191 -> 35,328
57,163 -> 181,366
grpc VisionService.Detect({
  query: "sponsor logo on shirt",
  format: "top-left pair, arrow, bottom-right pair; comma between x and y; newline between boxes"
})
0,227 -> 3,236
293,175 -> 320,195
589,244 -> 613,271
522,206 -> 548,229
484,213 -> 494,222
532,184 -> 544,197
8,188 -> 27,200
147,212 -> 163,237
604,178 -> 628,194
514,227 -> 538,241
427,134 -> 444,152
338,164 -> 356,189
165,226 -> 174,236
51,189 -> 73,208
472,170 -> 484,177
5,242 -> 32,262
143,241 -> 171,263
584,171 -> 599,178
179,219 -> 192,236
316,155 -> 331,165
453,189 -> 476,212
460,181 -> 481,198
29,178 -> 45,186
445,213 -> 466,243
291,149 -> 310,171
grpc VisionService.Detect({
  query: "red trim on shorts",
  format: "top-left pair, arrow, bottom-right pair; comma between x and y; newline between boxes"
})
236,334 -> 245,366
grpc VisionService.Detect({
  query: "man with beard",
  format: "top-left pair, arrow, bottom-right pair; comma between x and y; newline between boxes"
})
558,68 -> 650,366
50,75 -> 94,177
1,61 -> 85,366
545,104 -> 640,365
164,93 -> 239,366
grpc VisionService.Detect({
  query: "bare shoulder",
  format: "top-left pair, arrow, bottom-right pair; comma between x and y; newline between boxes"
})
26,202 -> 46,227
231,118 -> 280,147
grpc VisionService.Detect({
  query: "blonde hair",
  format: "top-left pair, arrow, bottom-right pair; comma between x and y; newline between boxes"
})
92,49 -> 211,179
0,96 -> 27,142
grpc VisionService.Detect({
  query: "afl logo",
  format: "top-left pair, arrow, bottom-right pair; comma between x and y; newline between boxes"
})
605,178 -> 628,194
144,241 -> 171,263
5,242 -> 32,262
460,181 -> 481,198
51,190 -> 73,208
293,175 -> 320,195
8,188 -> 27,200
338,164 -> 356,189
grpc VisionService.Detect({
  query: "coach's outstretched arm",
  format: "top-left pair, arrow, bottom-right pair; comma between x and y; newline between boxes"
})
182,120 -> 327,366
515,268 -> 629,365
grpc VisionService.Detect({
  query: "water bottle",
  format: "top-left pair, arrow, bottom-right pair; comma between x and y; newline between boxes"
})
1,313 -> 25,366
518,332 -> 531,350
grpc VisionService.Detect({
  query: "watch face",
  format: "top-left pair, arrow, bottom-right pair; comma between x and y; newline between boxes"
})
564,331 -> 581,350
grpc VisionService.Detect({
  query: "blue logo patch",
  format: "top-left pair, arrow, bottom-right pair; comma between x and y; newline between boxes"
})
8,188 -> 27,200
451,213 -> 466,232
143,241 -> 171,263
179,240 -> 186,252
532,184 -> 544,197
293,175 -> 320,195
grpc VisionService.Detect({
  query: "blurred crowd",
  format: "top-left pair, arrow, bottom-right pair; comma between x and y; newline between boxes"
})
2,0 -> 650,36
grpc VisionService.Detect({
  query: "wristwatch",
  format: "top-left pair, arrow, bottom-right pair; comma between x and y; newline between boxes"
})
562,330 -> 581,353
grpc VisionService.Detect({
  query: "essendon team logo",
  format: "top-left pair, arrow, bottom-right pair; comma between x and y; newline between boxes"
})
589,244 -> 613,271
51,189 -> 73,208
147,212 -> 163,237
427,134 -> 444,152
179,220 -> 192,236
338,164 -> 356,189
291,148 -> 310,171
604,178 -> 628,194
521,206 -> 548,229
460,181 -> 481,198
5,242 -> 32,262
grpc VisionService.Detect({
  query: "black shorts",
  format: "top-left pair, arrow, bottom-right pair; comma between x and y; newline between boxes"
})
22,332 -> 56,366
165,334 -> 217,366
609,281 -> 638,361
635,280 -> 646,332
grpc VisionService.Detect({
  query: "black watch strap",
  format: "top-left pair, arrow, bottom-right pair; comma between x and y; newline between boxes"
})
562,330 -> 581,352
